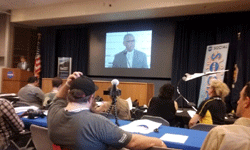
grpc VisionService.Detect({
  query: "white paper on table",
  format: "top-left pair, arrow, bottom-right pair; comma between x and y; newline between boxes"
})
43,110 -> 48,116
14,106 -> 39,113
176,110 -> 183,113
126,97 -> 133,110
160,133 -> 188,144
96,102 -> 104,106
0,93 -> 16,97
120,119 -> 162,134
187,110 -> 196,118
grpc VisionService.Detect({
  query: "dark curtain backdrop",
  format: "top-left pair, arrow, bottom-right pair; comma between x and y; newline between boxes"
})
39,26 -> 88,78
172,12 -> 250,110
40,27 -> 57,78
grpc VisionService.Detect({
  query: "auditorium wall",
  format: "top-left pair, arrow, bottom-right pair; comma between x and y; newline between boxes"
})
0,14 -> 14,93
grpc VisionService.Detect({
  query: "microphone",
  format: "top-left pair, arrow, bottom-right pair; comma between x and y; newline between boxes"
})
182,70 -> 228,81
111,79 -> 119,86
110,79 -> 121,98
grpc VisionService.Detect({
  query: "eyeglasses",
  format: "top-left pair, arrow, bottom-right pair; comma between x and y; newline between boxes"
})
125,40 -> 135,43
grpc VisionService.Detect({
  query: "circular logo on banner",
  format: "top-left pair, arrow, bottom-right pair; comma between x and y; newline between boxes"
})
208,46 -> 213,52
7,71 -> 14,79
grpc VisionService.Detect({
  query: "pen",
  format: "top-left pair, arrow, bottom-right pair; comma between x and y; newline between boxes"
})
137,125 -> 148,129
137,125 -> 159,132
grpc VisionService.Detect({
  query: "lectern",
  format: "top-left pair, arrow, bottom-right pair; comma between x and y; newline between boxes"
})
1,68 -> 33,93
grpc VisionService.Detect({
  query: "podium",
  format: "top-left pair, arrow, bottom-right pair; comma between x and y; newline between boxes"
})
1,68 -> 33,93
42,78 -> 154,105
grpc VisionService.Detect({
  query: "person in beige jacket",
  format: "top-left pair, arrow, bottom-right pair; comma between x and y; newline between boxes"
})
201,82 -> 250,150
94,96 -> 131,120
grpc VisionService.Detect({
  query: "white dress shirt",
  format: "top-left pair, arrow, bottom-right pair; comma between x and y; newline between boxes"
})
126,50 -> 134,68
22,62 -> 26,70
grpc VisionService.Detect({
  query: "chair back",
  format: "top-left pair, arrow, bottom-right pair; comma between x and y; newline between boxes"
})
190,123 -> 217,132
141,115 -> 170,126
30,124 -> 53,150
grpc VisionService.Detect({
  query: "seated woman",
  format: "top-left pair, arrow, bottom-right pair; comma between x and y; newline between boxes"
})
147,84 -> 178,126
189,79 -> 230,128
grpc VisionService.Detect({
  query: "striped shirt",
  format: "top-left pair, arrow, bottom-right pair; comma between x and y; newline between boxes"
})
0,99 -> 24,150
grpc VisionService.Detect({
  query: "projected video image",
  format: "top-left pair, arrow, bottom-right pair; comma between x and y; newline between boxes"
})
105,30 -> 152,69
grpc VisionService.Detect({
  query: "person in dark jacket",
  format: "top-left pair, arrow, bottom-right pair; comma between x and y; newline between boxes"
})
147,84 -> 178,126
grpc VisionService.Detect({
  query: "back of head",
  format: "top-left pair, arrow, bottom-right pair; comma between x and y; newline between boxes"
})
158,84 -> 174,100
210,79 -> 230,100
244,82 -> 250,98
52,77 -> 63,88
67,76 -> 98,103
28,76 -> 38,83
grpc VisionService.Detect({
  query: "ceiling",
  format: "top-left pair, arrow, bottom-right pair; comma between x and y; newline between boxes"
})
1,0 -> 250,26
0,0 -> 86,11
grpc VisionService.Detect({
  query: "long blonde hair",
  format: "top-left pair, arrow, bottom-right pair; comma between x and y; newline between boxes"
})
210,79 -> 230,101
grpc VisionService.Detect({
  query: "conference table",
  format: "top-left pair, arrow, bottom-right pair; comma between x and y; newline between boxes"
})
21,115 -> 208,150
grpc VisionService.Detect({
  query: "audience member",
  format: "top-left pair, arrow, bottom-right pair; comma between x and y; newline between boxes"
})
17,76 -> 45,108
48,72 -> 167,150
17,56 -> 31,71
93,86 -> 131,120
0,98 -> 24,150
189,79 -> 230,128
201,82 -> 250,150
147,84 -> 178,126
43,77 -> 63,107
94,96 -> 131,120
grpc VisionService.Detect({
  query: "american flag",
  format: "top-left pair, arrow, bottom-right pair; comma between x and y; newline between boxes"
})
34,33 -> 41,78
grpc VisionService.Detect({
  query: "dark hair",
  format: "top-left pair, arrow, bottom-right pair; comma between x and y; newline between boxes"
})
244,82 -> 250,98
20,56 -> 25,59
52,77 -> 63,88
27,76 -> 38,83
123,34 -> 134,41
67,89 -> 92,103
158,84 -> 174,100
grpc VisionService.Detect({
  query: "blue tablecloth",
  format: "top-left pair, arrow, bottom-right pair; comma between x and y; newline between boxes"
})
21,116 -> 208,150
21,116 -> 47,127
110,119 -> 207,150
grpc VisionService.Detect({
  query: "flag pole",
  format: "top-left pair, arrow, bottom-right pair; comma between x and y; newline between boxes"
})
34,33 -> 42,78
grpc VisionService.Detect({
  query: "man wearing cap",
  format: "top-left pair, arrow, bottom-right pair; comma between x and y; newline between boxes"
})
48,72 -> 167,150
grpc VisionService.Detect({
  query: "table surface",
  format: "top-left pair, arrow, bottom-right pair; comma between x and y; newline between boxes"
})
21,115 -> 208,150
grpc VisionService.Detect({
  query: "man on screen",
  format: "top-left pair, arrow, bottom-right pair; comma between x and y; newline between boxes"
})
112,34 -> 148,68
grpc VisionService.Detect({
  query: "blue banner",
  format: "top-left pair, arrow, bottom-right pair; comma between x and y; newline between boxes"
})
198,43 -> 229,106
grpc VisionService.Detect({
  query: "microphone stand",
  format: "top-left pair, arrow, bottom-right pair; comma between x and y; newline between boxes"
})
106,84 -> 120,126
176,78 -> 197,112
106,96 -> 119,126
176,70 -> 228,112
174,79 -> 184,110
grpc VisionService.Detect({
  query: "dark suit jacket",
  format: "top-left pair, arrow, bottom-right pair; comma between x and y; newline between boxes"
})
112,50 -> 148,68
17,62 -> 31,71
